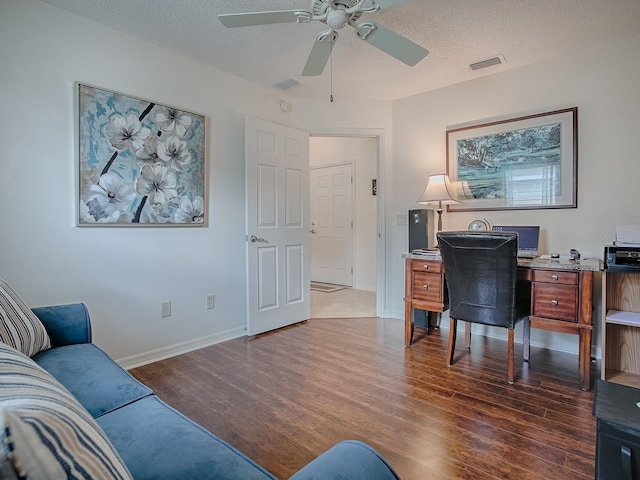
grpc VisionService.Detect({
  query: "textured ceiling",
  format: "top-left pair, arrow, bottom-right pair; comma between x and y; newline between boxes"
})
41,0 -> 640,101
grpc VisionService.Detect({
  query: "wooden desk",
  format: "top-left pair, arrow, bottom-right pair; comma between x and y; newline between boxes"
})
403,254 -> 601,390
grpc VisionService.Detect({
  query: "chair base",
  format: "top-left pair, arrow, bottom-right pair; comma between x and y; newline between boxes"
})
446,318 -> 519,384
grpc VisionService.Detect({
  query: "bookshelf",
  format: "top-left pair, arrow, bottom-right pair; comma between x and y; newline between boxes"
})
602,271 -> 640,388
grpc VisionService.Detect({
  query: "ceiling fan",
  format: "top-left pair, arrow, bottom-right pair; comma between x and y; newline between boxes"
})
218,0 -> 429,77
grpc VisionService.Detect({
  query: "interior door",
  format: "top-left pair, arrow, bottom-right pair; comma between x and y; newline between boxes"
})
245,117 -> 310,336
310,163 -> 353,286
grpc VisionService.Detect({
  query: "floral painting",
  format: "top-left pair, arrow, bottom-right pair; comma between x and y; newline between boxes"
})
77,84 -> 206,225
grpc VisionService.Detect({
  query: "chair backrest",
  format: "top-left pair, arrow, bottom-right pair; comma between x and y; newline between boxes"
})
437,231 -> 519,328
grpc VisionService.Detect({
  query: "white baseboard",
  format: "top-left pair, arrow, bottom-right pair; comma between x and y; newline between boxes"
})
115,316 -> 602,371
387,312 -> 602,360
116,326 -> 247,370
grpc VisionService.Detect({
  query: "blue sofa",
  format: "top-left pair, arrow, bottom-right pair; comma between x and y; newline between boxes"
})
22,303 -> 401,479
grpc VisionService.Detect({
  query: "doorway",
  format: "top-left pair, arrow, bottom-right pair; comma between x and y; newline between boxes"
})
309,135 -> 378,318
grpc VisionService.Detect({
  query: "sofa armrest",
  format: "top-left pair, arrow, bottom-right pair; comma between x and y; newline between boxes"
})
31,303 -> 92,347
289,440 -> 401,480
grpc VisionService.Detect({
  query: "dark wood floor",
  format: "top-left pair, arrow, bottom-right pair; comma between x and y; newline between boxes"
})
130,318 -> 597,480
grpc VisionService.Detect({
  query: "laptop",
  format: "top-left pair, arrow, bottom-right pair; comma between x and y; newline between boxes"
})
491,225 -> 540,258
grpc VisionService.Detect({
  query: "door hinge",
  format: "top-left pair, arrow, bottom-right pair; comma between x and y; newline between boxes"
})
351,267 -> 353,274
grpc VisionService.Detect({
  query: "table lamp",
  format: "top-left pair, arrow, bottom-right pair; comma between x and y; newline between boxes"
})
417,173 -> 460,232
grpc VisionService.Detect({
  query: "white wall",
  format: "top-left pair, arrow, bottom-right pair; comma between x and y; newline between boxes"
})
309,136 -> 378,291
0,0 -> 297,364
390,33 -> 640,354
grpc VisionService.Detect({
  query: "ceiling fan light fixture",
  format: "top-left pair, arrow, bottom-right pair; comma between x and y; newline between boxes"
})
326,9 -> 349,29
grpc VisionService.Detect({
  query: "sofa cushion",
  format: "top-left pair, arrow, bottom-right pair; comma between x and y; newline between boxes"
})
289,440 -> 401,480
0,278 -> 51,356
97,395 -> 277,480
33,343 -> 153,418
0,343 -> 132,479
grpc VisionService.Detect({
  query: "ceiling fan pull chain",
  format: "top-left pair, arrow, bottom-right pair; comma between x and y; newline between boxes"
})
329,46 -> 334,102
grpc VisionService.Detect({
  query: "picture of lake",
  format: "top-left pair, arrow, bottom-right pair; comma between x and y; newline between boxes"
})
456,122 -> 562,204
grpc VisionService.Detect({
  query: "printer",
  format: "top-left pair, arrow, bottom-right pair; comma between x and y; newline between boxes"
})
604,245 -> 640,272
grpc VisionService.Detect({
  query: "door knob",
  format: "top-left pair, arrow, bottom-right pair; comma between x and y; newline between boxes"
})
250,235 -> 266,243
310,229 -> 316,234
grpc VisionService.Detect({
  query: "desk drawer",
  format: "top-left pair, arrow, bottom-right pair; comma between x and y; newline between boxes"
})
411,260 -> 443,273
532,283 -> 578,321
412,272 -> 443,302
532,269 -> 578,285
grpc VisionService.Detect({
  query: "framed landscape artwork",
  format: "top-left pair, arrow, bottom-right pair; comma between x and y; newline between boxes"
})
77,83 -> 206,226
446,107 -> 577,212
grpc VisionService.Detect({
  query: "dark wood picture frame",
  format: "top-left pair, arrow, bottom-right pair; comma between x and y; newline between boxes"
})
446,107 -> 577,212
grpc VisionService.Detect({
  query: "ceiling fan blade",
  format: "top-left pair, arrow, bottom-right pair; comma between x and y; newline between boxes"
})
218,10 -> 306,28
371,0 -> 407,9
355,21 -> 428,66
301,32 -> 337,76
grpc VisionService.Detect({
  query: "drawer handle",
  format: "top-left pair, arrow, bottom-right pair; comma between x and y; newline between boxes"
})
422,285 -> 428,290
551,274 -> 559,281
551,300 -> 558,306
422,264 -> 429,270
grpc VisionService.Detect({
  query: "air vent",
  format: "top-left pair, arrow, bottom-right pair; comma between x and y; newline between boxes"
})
469,55 -> 506,71
272,78 -> 303,91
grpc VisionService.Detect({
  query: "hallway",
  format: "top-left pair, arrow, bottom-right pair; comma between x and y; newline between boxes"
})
310,288 -> 376,318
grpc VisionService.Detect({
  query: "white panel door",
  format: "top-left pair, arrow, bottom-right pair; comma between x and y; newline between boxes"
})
246,117 -> 309,336
310,163 -> 353,286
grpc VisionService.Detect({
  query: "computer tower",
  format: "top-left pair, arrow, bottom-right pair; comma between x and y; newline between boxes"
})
408,209 -> 435,329
408,209 -> 434,251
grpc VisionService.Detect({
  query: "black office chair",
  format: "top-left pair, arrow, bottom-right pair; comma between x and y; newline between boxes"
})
437,231 -> 531,384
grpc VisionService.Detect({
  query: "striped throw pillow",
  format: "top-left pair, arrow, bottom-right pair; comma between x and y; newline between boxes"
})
0,343 -> 132,479
0,278 -> 51,356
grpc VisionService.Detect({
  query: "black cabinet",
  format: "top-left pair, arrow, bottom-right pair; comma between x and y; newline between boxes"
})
594,380 -> 640,479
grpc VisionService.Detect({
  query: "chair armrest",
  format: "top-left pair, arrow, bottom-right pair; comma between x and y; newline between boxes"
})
289,440 -> 401,480
31,303 -> 92,347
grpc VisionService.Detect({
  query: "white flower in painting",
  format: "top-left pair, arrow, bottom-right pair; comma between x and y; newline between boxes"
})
157,135 -> 192,170
81,197 -> 121,223
135,135 -> 161,166
135,163 -> 178,206
154,107 -> 193,138
104,114 -> 151,152
88,172 -> 136,211
174,196 -> 204,223
79,200 -> 94,222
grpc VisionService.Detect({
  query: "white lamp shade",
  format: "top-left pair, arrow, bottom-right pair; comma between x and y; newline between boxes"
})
417,174 -> 460,206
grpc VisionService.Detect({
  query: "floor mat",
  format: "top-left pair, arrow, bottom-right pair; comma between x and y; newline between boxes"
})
310,282 -> 347,293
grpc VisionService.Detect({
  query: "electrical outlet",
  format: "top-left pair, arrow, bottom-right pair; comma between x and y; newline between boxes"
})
206,294 -> 215,310
161,301 -> 171,317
